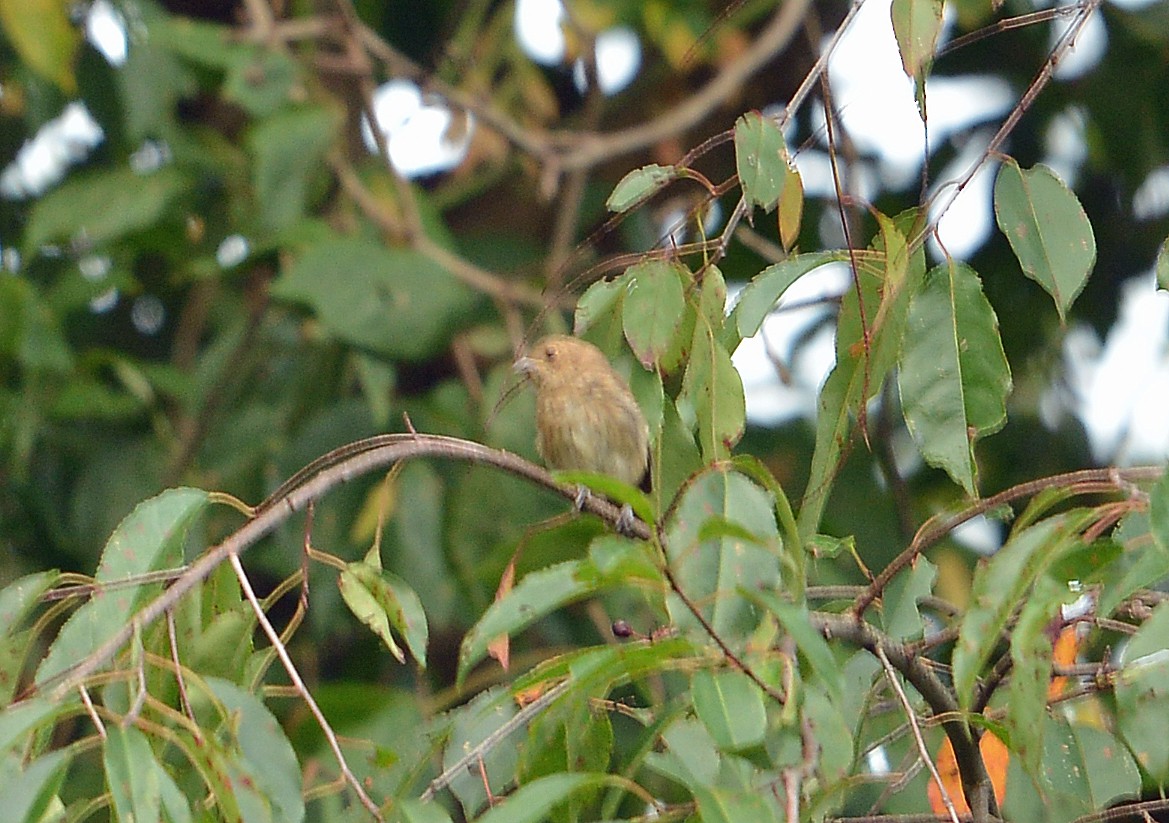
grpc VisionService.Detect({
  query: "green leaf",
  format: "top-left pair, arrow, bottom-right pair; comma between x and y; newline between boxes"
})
1005,576 -> 1064,779
458,561 -> 602,683
339,559 -> 429,667
1098,510 -> 1169,618
390,799 -> 455,823
0,277 -> 73,374
203,678 -> 305,823
648,716 -> 720,789
994,159 -> 1096,321
898,261 -> 1011,495
891,0 -> 943,79
606,164 -> 675,212
574,275 -> 627,339
0,749 -> 71,823
664,468 -> 781,643
24,166 -> 190,251
622,260 -> 688,369
475,773 -> 617,823
951,513 -> 1088,712
1156,236 -> 1169,292
1002,719 -> 1140,823
225,49 -> 299,116
104,725 -> 162,823
0,572 -> 57,706
1116,602 -> 1169,784
734,112 -> 787,210
692,669 -> 766,750
272,237 -> 478,360
881,556 -> 937,640
799,213 -> 924,539
37,488 -> 210,686
0,697 -> 65,754
249,106 -> 338,232
444,688 -> 519,814
681,324 -> 745,460
743,591 -> 840,699
693,784 -> 779,823
0,0 -> 79,93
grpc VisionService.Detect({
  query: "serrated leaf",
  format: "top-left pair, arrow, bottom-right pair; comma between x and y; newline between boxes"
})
476,773 -> 617,823
899,262 -> 1011,495
574,275 -> 628,339
203,678 -> 304,823
693,784 -> 778,823
606,164 -> 675,212
339,559 -> 428,666
731,253 -> 841,339
881,556 -> 937,640
622,260 -> 687,368
799,213 -> 924,538
994,159 -> 1095,321
37,488 -> 209,686
744,592 -> 840,699
0,749 -> 71,823
444,688 -> 519,814
458,562 -> 600,683
734,112 -> 787,211
104,725 -> 162,823
1005,577 -> 1064,779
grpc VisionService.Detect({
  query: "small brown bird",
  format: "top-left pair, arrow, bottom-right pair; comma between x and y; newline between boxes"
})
515,335 -> 649,488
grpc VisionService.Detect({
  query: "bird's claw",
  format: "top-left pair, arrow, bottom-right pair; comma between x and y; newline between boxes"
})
615,503 -> 636,536
572,484 -> 589,511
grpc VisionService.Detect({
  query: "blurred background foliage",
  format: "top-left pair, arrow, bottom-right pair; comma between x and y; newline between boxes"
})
0,0 -> 1167,726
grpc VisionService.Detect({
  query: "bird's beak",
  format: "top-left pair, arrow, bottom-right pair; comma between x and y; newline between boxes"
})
514,355 -> 536,377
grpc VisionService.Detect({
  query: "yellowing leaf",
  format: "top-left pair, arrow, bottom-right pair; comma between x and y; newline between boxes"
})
0,0 -> 79,93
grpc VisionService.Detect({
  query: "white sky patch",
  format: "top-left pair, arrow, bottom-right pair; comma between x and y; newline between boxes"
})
87,0 -> 128,66
574,27 -> 642,96
951,515 -> 1002,555
1133,165 -> 1169,221
364,80 -> 473,178
928,132 -> 998,260
732,264 -> 850,425
1060,271 -> 1169,464
515,0 -> 566,65
0,102 -> 104,199
1051,6 -> 1107,81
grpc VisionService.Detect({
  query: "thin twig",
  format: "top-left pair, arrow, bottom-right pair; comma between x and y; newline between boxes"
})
29,434 -> 646,701
420,678 -> 572,801
852,466 -> 1163,619
230,552 -> 384,821
876,646 -> 960,823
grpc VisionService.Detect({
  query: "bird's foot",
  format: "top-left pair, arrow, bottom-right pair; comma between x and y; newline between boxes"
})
615,503 -> 636,536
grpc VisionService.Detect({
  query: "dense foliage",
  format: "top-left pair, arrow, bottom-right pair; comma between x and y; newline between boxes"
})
1,0 -> 1169,821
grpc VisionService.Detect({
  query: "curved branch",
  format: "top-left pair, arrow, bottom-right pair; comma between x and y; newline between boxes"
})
851,466 -> 1162,619
31,434 -> 645,701
812,614 -> 1000,823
